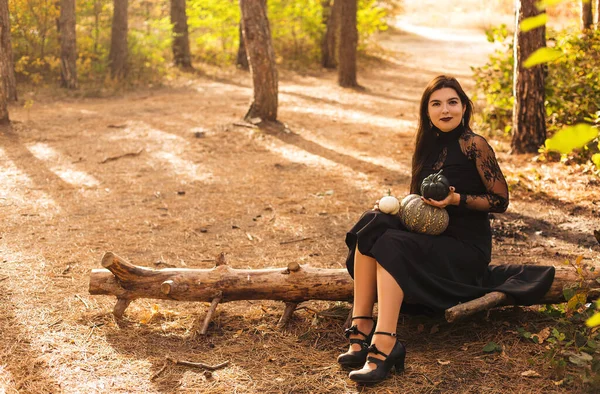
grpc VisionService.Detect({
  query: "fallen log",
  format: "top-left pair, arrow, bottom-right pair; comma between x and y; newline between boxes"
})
89,252 -> 599,328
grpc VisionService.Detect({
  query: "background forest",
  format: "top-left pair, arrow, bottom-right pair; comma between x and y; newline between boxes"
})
1,0 -> 600,393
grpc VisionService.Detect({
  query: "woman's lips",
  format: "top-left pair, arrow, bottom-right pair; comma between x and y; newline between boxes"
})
441,117 -> 453,121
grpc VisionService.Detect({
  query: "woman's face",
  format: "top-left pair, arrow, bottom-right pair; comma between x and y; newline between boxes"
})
427,87 -> 466,132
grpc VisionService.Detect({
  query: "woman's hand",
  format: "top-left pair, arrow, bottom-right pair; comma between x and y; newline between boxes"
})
373,199 -> 380,210
421,186 -> 458,208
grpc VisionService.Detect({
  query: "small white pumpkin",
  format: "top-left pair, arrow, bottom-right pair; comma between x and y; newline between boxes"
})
378,195 -> 400,215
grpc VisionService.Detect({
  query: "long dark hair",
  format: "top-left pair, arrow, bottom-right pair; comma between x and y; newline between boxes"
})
410,75 -> 474,194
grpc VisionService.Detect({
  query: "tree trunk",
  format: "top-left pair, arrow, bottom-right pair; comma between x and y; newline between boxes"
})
89,252 -> 598,324
338,0 -> 358,87
236,20 -> 249,70
321,0 -> 340,69
59,0 -> 78,89
0,0 -> 17,101
581,0 -> 593,30
170,0 -> 192,69
511,0 -> 546,154
593,0 -> 599,29
109,0 -> 128,79
239,0 -> 278,122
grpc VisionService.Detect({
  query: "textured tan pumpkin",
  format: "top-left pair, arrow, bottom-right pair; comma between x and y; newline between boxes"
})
400,194 -> 449,235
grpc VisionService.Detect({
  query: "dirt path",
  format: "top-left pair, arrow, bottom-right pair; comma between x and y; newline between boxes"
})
0,10 -> 599,394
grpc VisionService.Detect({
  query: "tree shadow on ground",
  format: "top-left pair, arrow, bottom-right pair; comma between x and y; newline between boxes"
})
260,122 -> 411,186
0,276 -> 61,393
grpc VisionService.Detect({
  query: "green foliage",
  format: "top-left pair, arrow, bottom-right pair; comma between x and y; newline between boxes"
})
471,24 -> 514,134
473,26 -> 600,170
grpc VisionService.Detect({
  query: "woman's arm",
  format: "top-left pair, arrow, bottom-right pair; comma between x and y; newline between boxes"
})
460,135 -> 509,213
422,135 -> 509,213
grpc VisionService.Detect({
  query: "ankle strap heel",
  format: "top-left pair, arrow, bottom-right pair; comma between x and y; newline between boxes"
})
348,331 -> 406,384
337,316 -> 375,368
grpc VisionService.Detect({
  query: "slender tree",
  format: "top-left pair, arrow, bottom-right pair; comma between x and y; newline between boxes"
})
338,0 -> 358,87
59,0 -> 78,89
321,0 -> 340,69
581,0 -> 593,30
236,20 -> 249,70
0,0 -> 17,101
511,0 -> 546,154
593,0 -> 599,28
170,0 -> 192,69
239,0 -> 278,122
0,9 -> 9,124
109,0 -> 128,79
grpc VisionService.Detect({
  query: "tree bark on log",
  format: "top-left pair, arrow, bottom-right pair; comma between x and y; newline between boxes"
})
511,0 -> 546,154
89,252 -> 599,325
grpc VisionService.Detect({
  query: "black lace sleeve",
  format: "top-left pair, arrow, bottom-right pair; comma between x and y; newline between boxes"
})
461,134 -> 509,213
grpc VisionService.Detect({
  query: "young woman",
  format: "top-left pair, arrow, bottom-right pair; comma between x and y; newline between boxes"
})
338,75 -> 555,384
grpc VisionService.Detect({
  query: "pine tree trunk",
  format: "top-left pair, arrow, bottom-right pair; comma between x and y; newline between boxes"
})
0,0 -> 17,101
109,0 -> 128,79
338,0 -> 358,87
581,0 -> 593,30
321,0 -> 340,69
240,0 -> 278,122
59,0 -> 78,89
236,21 -> 249,70
593,0 -> 599,28
170,0 -> 192,69
511,0 -> 546,154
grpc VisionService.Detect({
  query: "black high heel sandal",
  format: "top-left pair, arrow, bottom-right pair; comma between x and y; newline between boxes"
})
337,316 -> 375,368
348,331 -> 406,384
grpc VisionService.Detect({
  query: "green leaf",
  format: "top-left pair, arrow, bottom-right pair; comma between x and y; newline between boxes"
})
592,153 -> 600,170
586,312 -> 600,327
563,287 -> 576,301
523,47 -> 563,68
545,124 -> 598,154
521,14 -> 548,32
483,341 -> 501,353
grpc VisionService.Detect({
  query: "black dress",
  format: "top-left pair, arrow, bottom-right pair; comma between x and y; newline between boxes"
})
345,125 -> 555,314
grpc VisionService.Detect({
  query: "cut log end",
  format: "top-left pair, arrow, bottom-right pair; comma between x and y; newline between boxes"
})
161,280 -> 174,295
101,252 -> 117,268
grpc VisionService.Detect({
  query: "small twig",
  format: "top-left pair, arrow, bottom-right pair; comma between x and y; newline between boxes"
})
199,296 -> 222,335
0,275 -> 9,282
48,319 -> 63,327
279,237 -> 312,245
233,121 -> 258,129
100,148 -> 144,164
166,357 -> 230,371
75,294 -> 90,309
151,361 -> 169,381
420,373 -> 435,386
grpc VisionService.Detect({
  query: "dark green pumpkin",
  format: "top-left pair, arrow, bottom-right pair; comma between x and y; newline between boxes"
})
400,194 -> 449,235
420,169 -> 450,201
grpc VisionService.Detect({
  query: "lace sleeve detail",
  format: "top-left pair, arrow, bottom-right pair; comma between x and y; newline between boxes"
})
461,134 -> 509,213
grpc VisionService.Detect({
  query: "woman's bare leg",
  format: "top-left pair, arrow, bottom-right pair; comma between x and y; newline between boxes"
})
365,262 -> 404,369
348,244 -> 377,351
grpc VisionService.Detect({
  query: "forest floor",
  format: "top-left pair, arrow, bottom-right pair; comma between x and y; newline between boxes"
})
1,3 -> 600,394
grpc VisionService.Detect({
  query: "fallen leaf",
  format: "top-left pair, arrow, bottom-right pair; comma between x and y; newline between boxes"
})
437,359 -> 450,365
533,327 -> 551,344
553,380 -> 564,386
521,370 -> 541,378
417,324 -> 424,333
430,324 -> 439,334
